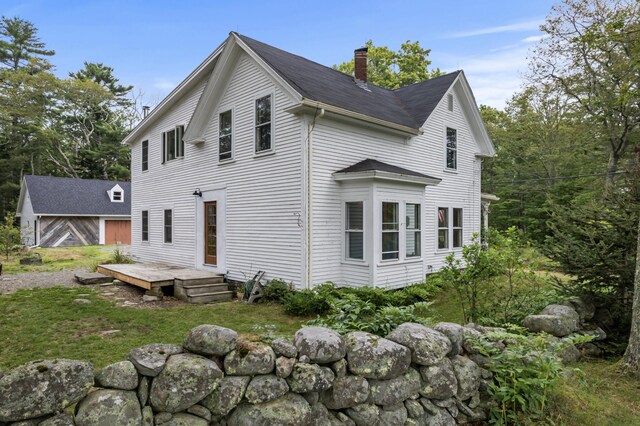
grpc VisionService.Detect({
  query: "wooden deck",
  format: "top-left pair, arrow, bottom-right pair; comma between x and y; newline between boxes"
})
96,263 -> 223,290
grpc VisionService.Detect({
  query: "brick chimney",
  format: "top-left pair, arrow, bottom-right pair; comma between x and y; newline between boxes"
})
354,47 -> 368,83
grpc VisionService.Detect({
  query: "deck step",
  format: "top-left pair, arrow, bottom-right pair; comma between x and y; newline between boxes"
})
175,276 -> 225,287
183,283 -> 230,296
186,291 -> 234,304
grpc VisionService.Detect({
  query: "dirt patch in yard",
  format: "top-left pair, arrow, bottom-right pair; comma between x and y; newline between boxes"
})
0,269 -> 84,295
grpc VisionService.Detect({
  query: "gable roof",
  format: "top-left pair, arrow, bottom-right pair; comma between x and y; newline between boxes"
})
236,34 -> 461,130
21,175 -> 131,216
333,159 -> 441,186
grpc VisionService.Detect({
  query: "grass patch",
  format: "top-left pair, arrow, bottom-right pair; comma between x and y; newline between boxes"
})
550,360 -> 640,425
0,287 -> 304,369
1,245 -> 113,274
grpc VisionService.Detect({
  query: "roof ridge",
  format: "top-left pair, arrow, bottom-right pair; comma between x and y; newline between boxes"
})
392,70 -> 461,92
25,174 -> 130,184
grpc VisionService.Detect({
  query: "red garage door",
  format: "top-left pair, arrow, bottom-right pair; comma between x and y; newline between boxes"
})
105,220 -> 131,245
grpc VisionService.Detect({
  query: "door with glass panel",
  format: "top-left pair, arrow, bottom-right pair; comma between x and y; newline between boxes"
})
204,201 -> 217,265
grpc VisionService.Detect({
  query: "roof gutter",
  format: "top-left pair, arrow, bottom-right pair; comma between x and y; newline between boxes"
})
287,99 -> 422,136
333,170 -> 441,186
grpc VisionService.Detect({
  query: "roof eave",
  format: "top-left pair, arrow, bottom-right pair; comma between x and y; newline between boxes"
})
332,170 -> 441,186
287,99 -> 422,137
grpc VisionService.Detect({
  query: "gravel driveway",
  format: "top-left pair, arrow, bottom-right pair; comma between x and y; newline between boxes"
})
0,269 -> 87,295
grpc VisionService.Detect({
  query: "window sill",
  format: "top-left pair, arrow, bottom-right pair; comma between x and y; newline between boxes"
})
443,168 -> 458,174
218,158 -> 235,165
253,150 -> 275,159
163,157 -> 185,165
378,257 -> 423,267
435,247 -> 462,254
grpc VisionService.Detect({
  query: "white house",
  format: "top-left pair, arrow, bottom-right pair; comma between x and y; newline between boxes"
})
123,33 -> 495,289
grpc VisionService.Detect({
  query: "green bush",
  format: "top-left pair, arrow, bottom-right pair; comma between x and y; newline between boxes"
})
283,290 -> 331,316
261,279 -> 293,303
306,294 -> 432,336
469,330 -> 592,425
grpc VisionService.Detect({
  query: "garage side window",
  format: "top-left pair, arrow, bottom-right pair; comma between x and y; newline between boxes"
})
141,210 -> 148,242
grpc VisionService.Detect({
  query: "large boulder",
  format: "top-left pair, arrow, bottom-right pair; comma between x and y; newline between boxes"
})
0,359 -> 93,423
224,342 -> 276,376
286,363 -> 335,393
321,375 -> 369,409
94,360 -> 138,390
227,393 -> 311,426
245,374 -> 289,404
386,323 -> 452,366
345,332 -> 411,380
149,353 -> 223,413
560,298 -> 595,322
183,324 -> 238,356
294,327 -> 346,363
127,343 -> 182,376
75,389 -> 141,426
369,367 -> 421,406
451,355 -> 481,401
200,375 -> 251,416
523,314 -> 578,337
419,357 -> 458,400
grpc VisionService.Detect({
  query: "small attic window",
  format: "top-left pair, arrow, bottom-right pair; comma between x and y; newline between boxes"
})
447,94 -> 454,112
108,184 -> 125,203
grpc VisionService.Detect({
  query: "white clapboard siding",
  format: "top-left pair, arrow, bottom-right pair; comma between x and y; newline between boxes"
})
130,52 -> 303,286
310,82 -> 482,288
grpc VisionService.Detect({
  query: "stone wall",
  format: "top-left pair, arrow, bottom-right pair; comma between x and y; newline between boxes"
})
0,322 -> 500,426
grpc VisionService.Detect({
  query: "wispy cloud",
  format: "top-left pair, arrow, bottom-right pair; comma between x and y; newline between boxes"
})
445,19 -> 543,39
521,35 -> 546,43
153,79 -> 176,92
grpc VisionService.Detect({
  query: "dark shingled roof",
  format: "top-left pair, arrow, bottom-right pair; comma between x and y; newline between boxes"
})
236,34 -> 461,129
335,159 -> 440,181
24,175 -> 131,216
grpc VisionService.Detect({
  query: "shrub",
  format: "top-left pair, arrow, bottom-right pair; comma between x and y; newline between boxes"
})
306,294 -> 432,336
469,330 -> 592,425
283,290 -> 331,316
261,279 -> 293,303
110,247 -> 133,264
0,213 -> 21,260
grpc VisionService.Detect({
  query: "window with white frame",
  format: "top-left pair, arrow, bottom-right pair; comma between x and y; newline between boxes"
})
382,202 -> 399,260
164,209 -> 172,244
438,207 -> 463,250
142,140 -> 148,171
219,110 -> 232,161
141,210 -> 149,242
446,127 -> 457,170
345,202 -> 364,260
162,125 -> 184,163
406,203 -> 421,257
255,95 -> 272,153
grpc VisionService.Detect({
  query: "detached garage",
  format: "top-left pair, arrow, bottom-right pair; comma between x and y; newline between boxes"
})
17,175 -> 131,247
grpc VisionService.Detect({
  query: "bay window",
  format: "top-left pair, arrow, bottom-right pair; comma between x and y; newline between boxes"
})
382,202 -> 399,260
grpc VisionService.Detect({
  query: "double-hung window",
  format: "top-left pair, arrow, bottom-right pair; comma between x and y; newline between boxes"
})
255,95 -> 272,153
345,202 -> 364,260
162,125 -> 184,163
406,203 -> 421,257
438,207 -> 463,250
446,127 -> 457,170
142,140 -> 148,171
164,209 -> 172,244
141,210 -> 149,242
219,110 -> 232,161
382,202 -> 399,260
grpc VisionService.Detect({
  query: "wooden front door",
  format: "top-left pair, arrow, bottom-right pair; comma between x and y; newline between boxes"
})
204,201 -> 217,265
105,220 -> 131,245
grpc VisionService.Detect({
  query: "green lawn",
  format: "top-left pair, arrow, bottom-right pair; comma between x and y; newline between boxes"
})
0,287 -> 304,370
1,245 -> 114,274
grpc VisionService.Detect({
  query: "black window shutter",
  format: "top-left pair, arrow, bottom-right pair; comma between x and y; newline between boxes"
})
162,133 -> 166,164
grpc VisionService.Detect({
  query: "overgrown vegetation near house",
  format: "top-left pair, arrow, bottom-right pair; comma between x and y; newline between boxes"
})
0,245 -> 113,275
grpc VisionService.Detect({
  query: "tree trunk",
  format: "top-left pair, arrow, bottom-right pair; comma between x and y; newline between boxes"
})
621,217 -> 640,375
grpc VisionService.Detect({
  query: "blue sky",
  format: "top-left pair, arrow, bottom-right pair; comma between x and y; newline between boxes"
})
2,0 -> 557,108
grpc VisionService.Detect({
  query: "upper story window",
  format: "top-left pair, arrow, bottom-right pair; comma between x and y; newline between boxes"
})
219,110 -> 233,161
446,127 -> 457,170
345,202 -> 364,260
142,140 -> 149,171
438,207 -> 463,250
108,184 -> 124,203
382,202 -> 400,260
162,125 -> 184,163
255,95 -> 272,153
